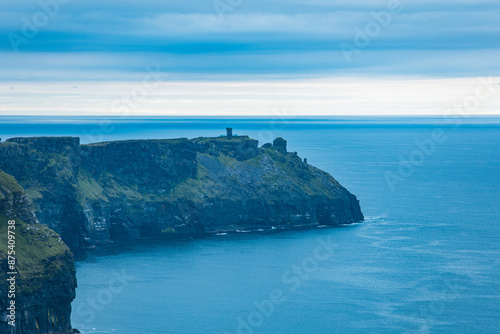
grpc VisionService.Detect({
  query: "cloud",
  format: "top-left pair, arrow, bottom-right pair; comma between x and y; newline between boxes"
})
1,47 -> 500,82
0,0 -> 499,97
1,76 -> 499,116
1,1 -> 499,116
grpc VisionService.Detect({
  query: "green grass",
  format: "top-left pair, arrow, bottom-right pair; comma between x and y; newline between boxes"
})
245,154 -> 263,167
0,171 -> 24,198
0,214 -> 72,293
161,227 -> 176,235
83,138 -> 190,147
262,149 -> 333,198
212,152 -> 239,167
193,135 -> 253,143
96,172 -> 143,200
24,187 -> 44,199
77,169 -> 105,198
168,177 -> 204,202
39,154 -> 74,181
76,170 -> 148,204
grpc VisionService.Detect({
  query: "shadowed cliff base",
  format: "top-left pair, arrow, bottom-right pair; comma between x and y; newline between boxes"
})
0,133 -> 363,256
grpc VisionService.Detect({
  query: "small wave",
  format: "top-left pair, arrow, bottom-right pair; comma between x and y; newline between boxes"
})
363,215 -> 388,223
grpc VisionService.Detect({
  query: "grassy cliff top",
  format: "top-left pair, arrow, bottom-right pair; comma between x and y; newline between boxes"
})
192,135 -> 254,143
0,215 -> 70,277
0,171 -> 24,197
1,134 -> 337,203
82,135 -> 254,146
0,170 -> 72,282
83,137 -> 191,146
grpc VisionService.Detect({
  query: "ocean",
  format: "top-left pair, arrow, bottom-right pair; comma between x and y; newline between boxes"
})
1,117 -> 499,333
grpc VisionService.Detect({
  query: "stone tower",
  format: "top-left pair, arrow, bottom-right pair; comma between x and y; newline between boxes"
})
273,137 -> 287,154
226,128 -> 233,138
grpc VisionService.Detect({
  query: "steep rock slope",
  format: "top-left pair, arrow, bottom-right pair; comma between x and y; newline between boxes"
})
0,135 -> 363,254
0,170 -> 77,334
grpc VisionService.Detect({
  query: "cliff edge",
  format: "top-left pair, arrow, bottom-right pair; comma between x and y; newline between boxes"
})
0,170 -> 77,334
0,134 -> 363,254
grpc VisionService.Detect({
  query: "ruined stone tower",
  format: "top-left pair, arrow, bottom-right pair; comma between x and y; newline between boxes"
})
273,137 -> 287,154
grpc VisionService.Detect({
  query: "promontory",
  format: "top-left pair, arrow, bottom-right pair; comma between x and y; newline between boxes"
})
0,132 -> 363,256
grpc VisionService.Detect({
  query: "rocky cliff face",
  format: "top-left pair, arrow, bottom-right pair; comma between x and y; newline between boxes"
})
0,171 -> 77,334
0,135 -> 363,254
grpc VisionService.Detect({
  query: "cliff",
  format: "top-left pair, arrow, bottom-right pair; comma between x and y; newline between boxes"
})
0,170 -> 77,334
0,135 -> 363,254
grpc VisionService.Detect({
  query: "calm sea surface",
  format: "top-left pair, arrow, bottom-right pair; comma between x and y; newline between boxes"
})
2,117 -> 499,333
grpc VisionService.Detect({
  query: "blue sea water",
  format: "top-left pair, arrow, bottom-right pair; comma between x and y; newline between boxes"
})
1,117 -> 499,333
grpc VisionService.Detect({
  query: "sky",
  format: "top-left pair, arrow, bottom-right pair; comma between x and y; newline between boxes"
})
0,0 -> 499,115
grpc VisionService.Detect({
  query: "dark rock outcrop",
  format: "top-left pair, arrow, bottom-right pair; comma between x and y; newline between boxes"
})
0,135 -> 363,254
273,137 -> 287,154
0,171 -> 77,334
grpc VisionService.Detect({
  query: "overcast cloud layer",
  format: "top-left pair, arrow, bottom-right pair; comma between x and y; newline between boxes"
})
1,0 -> 500,80
1,0 -> 499,115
